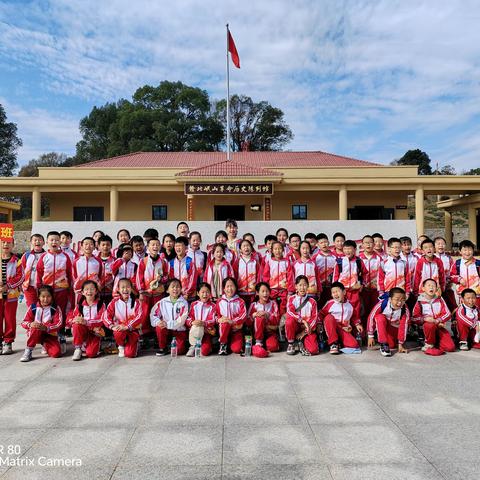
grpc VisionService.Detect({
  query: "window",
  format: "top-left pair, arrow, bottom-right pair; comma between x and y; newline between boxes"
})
152,205 -> 167,220
292,204 -> 307,220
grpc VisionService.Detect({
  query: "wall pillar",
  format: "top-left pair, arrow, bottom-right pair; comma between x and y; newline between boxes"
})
415,186 -> 425,236
468,205 -> 477,245
187,195 -> 194,221
32,187 -> 41,222
444,210 -> 453,250
110,187 -> 119,221
338,185 -> 348,220
264,196 -> 271,221
7,209 -> 13,224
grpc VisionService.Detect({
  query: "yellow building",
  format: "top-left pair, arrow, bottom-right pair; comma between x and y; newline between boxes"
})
0,150 -> 479,246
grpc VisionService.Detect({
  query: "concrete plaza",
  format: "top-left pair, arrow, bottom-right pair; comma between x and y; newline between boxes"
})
0,304 -> 479,480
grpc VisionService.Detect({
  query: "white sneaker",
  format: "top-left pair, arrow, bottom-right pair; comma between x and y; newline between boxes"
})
20,348 -> 33,362
72,347 -> 82,361
186,346 -> 195,357
474,332 -> 480,343
41,347 -> 48,355
459,341 -> 469,351
421,343 -> 434,352
1,343 -> 13,355
118,346 -> 125,358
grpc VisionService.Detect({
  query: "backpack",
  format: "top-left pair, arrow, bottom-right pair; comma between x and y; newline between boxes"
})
30,303 -> 56,318
455,258 -> 480,275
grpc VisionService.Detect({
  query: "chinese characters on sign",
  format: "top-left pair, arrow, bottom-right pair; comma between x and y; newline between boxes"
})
184,183 -> 273,195
0,223 -> 14,242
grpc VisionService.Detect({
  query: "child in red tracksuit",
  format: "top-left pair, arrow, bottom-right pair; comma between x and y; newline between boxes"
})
378,237 -> 411,297
359,235 -> 381,326
150,278 -> 189,356
97,235 -> 115,305
292,241 -> 321,299
20,233 -> 45,308
187,231 -> 207,282
319,281 -> 362,354
168,237 -> 198,302
248,282 -> 280,357
262,241 -> 294,317
72,237 -> 103,300
285,275 -> 319,356
449,240 -> 480,307
204,243 -> 234,300
314,233 -> 336,307
412,278 -> 455,355
137,238 -> 168,334
455,288 -> 480,351
185,282 -> 217,357
20,285 -> 62,361
216,277 -> 247,355
367,287 -> 409,357
332,240 -> 366,322
111,244 -> 138,295
103,278 -> 143,358
233,239 -> 262,309
68,280 -> 106,360
413,239 -> 446,296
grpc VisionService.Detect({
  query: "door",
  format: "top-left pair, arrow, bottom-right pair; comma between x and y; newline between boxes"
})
73,207 -> 104,221
348,206 -> 394,220
214,205 -> 245,221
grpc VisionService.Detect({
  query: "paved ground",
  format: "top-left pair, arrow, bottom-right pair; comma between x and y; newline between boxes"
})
1,304 -> 479,480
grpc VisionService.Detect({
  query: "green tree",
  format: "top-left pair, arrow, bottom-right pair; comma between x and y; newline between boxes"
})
18,152 -> 68,177
436,164 -> 456,175
391,149 -> 432,175
215,94 -> 293,151
0,104 -> 22,176
464,168 -> 480,175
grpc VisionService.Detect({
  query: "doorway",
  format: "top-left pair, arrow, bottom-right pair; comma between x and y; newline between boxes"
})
348,206 -> 394,220
214,205 -> 245,221
73,207 -> 105,221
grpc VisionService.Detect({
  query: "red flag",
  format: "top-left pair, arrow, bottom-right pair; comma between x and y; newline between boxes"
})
228,29 -> 240,68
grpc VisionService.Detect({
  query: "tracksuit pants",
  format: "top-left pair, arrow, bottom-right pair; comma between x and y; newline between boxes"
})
323,314 -> 359,349
285,316 -> 319,354
155,327 -> 188,354
113,330 -> 140,358
72,323 -> 102,358
254,316 -> 280,351
218,322 -> 243,353
423,323 -> 455,352
26,328 -> 61,357
0,298 -> 18,344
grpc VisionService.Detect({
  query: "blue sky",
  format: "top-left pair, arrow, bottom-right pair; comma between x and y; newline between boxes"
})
1,0 -> 480,171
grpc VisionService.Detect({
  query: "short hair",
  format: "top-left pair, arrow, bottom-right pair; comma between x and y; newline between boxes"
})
189,231 -> 202,240
421,239 -> 434,249
276,228 -> 289,237
175,236 -> 188,247
372,233 -> 384,240
239,239 -> 254,251
362,235 -> 373,241
30,233 -> 45,241
343,240 -> 357,249
222,276 -> 238,291
459,240 -> 475,250
295,275 -> 309,285
116,229 -> 130,240
264,234 -> 277,244
37,284 -> 55,302
147,237 -> 161,246
116,243 -> 133,258
389,287 -> 406,297
143,228 -> 159,239
197,282 -> 212,293
165,278 -> 182,291
422,278 -> 437,287
333,232 -> 345,241
243,232 -> 255,241
399,236 -> 412,244
98,235 -> 113,245
225,218 -> 237,228
47,231 -> 60,239
215,230 -> 228,240
289,233 -> 301,241
255,282 -> 271,293
130,235 -> 144,245
59,230 -> 73,239
176,221 -> 189,229
387,237 -> 401,247
81,236 -> 95,245
331,281 -> 345,291
316,233 -> 328,241
271,241 -> 285,251
304,232 -> 317,241
461,288 -> 476,297
212,242 -> 226,254
433,236 -> 446,243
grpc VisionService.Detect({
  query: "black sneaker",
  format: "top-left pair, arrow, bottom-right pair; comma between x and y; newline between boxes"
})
155,349 -> 167,357
218,344 -> 228,355
380,343 -> 392,357
286,342 -> 297,355
329,343 -> 339,354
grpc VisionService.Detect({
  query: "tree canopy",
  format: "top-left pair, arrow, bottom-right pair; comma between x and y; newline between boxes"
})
391,149 -> 432,175
18,152 -> 68,177
0,104 -> 22,176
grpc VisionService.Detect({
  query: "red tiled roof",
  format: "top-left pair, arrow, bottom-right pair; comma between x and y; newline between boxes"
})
176,160 -> 282,177
76,151 -> 380,169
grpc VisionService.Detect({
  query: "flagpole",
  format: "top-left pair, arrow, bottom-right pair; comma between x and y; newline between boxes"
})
226,23 -> 231,161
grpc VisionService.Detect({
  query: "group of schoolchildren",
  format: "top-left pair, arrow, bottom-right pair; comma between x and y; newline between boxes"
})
1,218 -> 480,362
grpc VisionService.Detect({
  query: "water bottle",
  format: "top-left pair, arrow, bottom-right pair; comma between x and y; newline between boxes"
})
170,337 -> 177,358
356,331 -> 363,348
194,338 -> 201,358
318,332 -> 326,352
244,336 -> 252,357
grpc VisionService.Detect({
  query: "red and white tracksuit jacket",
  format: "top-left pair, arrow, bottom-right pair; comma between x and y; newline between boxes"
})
248,300 -> 280,329
36,250 -> 72,292
456,303 -> 478,329
215,295 -> 247,329
67,300 -> 106,329
400,252 -> 417,288
21,303 -> 62,333
359,252 -> 381,291
367,299 -> 410,342
333,256 -> 366,290
413,256 -> 446,294
262,257 -> 294,293
378,256 -> 410,295
286,294 -> 318,330
450,258 -> 480,295
313,251 -> 336,288
97,255 -> 115,298
72,255 -> 103,292
233,255 -> 262,297
150,296 -> 189,331
319,299 -> 359,327
131,250 -> 146,266
62,246 -> 78,263
103,296 -> 143,331
186,300 -> 217,331
1,255 -> 23,301
136,255 -> 168,296
168,256 -> 198,299
187,247 -> 207,279
21,250 -> 44,293
111,259 -> 137,294
412,295 -> 451,325
292,259 -> 322,295
203,259 -> 234,298
436,253 -> 454,285
374,249 -> 388,261
207,245 -> 236,265
286,249 -> 301,265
